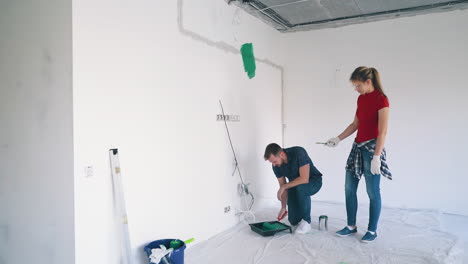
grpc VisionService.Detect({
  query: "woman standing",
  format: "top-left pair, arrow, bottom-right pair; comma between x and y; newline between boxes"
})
325,66 -> 392,243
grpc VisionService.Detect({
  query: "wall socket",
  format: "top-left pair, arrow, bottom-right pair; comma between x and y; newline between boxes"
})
84,166 -> 94,178
224,206 -> 231,213
217,114 -> 240,122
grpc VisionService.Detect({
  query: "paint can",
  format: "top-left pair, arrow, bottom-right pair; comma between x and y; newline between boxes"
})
319,215 -> 328,231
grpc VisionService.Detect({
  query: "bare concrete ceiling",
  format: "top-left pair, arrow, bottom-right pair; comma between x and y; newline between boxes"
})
228,0 -> 468,32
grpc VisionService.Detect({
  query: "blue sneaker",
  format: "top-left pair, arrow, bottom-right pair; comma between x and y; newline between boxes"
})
361,231 -> 377,243
336,226 -> 357,237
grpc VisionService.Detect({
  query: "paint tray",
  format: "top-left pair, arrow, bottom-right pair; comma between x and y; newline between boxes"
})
249,221 -> 292,237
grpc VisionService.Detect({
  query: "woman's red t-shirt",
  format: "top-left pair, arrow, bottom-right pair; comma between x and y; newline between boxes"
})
356,89 -> 389,143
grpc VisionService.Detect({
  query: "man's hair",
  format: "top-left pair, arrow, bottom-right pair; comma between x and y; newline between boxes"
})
264,143 -> 283,160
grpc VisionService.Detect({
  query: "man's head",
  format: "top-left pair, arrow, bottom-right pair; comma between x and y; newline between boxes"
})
264,143 -> 287,167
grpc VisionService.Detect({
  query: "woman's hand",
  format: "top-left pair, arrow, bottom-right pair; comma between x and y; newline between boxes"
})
371,155 -> 381,175
325,137 -> 340,147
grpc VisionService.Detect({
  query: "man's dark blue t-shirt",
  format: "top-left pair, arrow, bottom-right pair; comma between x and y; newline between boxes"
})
272,147 -> 322,182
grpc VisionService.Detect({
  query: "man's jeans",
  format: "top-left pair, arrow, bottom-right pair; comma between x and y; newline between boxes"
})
287,178 -> 322,225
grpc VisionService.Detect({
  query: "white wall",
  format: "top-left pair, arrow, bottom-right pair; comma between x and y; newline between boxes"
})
0,1 -> 75,264
282,9 -> 468,216
73,0 -> 284,263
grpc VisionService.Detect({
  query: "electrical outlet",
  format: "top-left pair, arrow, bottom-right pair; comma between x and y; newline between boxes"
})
84,166 -> 93,178
217,114 -> 240,122
224,206 -> 231,213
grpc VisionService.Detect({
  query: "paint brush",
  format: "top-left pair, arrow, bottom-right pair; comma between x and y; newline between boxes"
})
277,210 -> 288,221
316,142 -> 327,145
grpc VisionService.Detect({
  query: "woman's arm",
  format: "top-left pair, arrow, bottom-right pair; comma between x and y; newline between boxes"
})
374,107 -> 389,156
337,115 -> 359,141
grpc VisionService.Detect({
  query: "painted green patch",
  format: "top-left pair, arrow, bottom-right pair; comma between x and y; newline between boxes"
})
240,43 -> 256,79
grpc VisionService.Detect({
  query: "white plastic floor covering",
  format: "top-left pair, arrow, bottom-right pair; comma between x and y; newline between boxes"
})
186,201 -> 468,264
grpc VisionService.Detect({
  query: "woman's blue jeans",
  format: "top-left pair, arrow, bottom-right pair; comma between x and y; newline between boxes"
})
345,147 -> 381,232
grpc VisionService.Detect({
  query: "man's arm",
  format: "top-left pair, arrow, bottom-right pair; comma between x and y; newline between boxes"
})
283,164 -> 310,190
277,177 -> 287,209
277,164 -> 310,200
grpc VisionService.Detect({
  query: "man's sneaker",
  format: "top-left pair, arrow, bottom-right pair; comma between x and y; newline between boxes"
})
361,231 -> 377,243
295,220 -> 312,234
335,226 -> 357,237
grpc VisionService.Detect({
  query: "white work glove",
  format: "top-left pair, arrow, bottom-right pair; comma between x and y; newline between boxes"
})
371,155 -> 381,175
325,137 -> 340,147
150,246 -> 173,264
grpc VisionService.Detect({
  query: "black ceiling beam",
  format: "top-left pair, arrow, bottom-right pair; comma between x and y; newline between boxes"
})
247,0 -> 468,31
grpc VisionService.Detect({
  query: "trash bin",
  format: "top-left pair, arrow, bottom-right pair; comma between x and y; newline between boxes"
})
144,239 -> 186,264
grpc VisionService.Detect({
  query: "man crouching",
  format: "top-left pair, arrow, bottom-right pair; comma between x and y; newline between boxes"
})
264,143 -> 323,234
